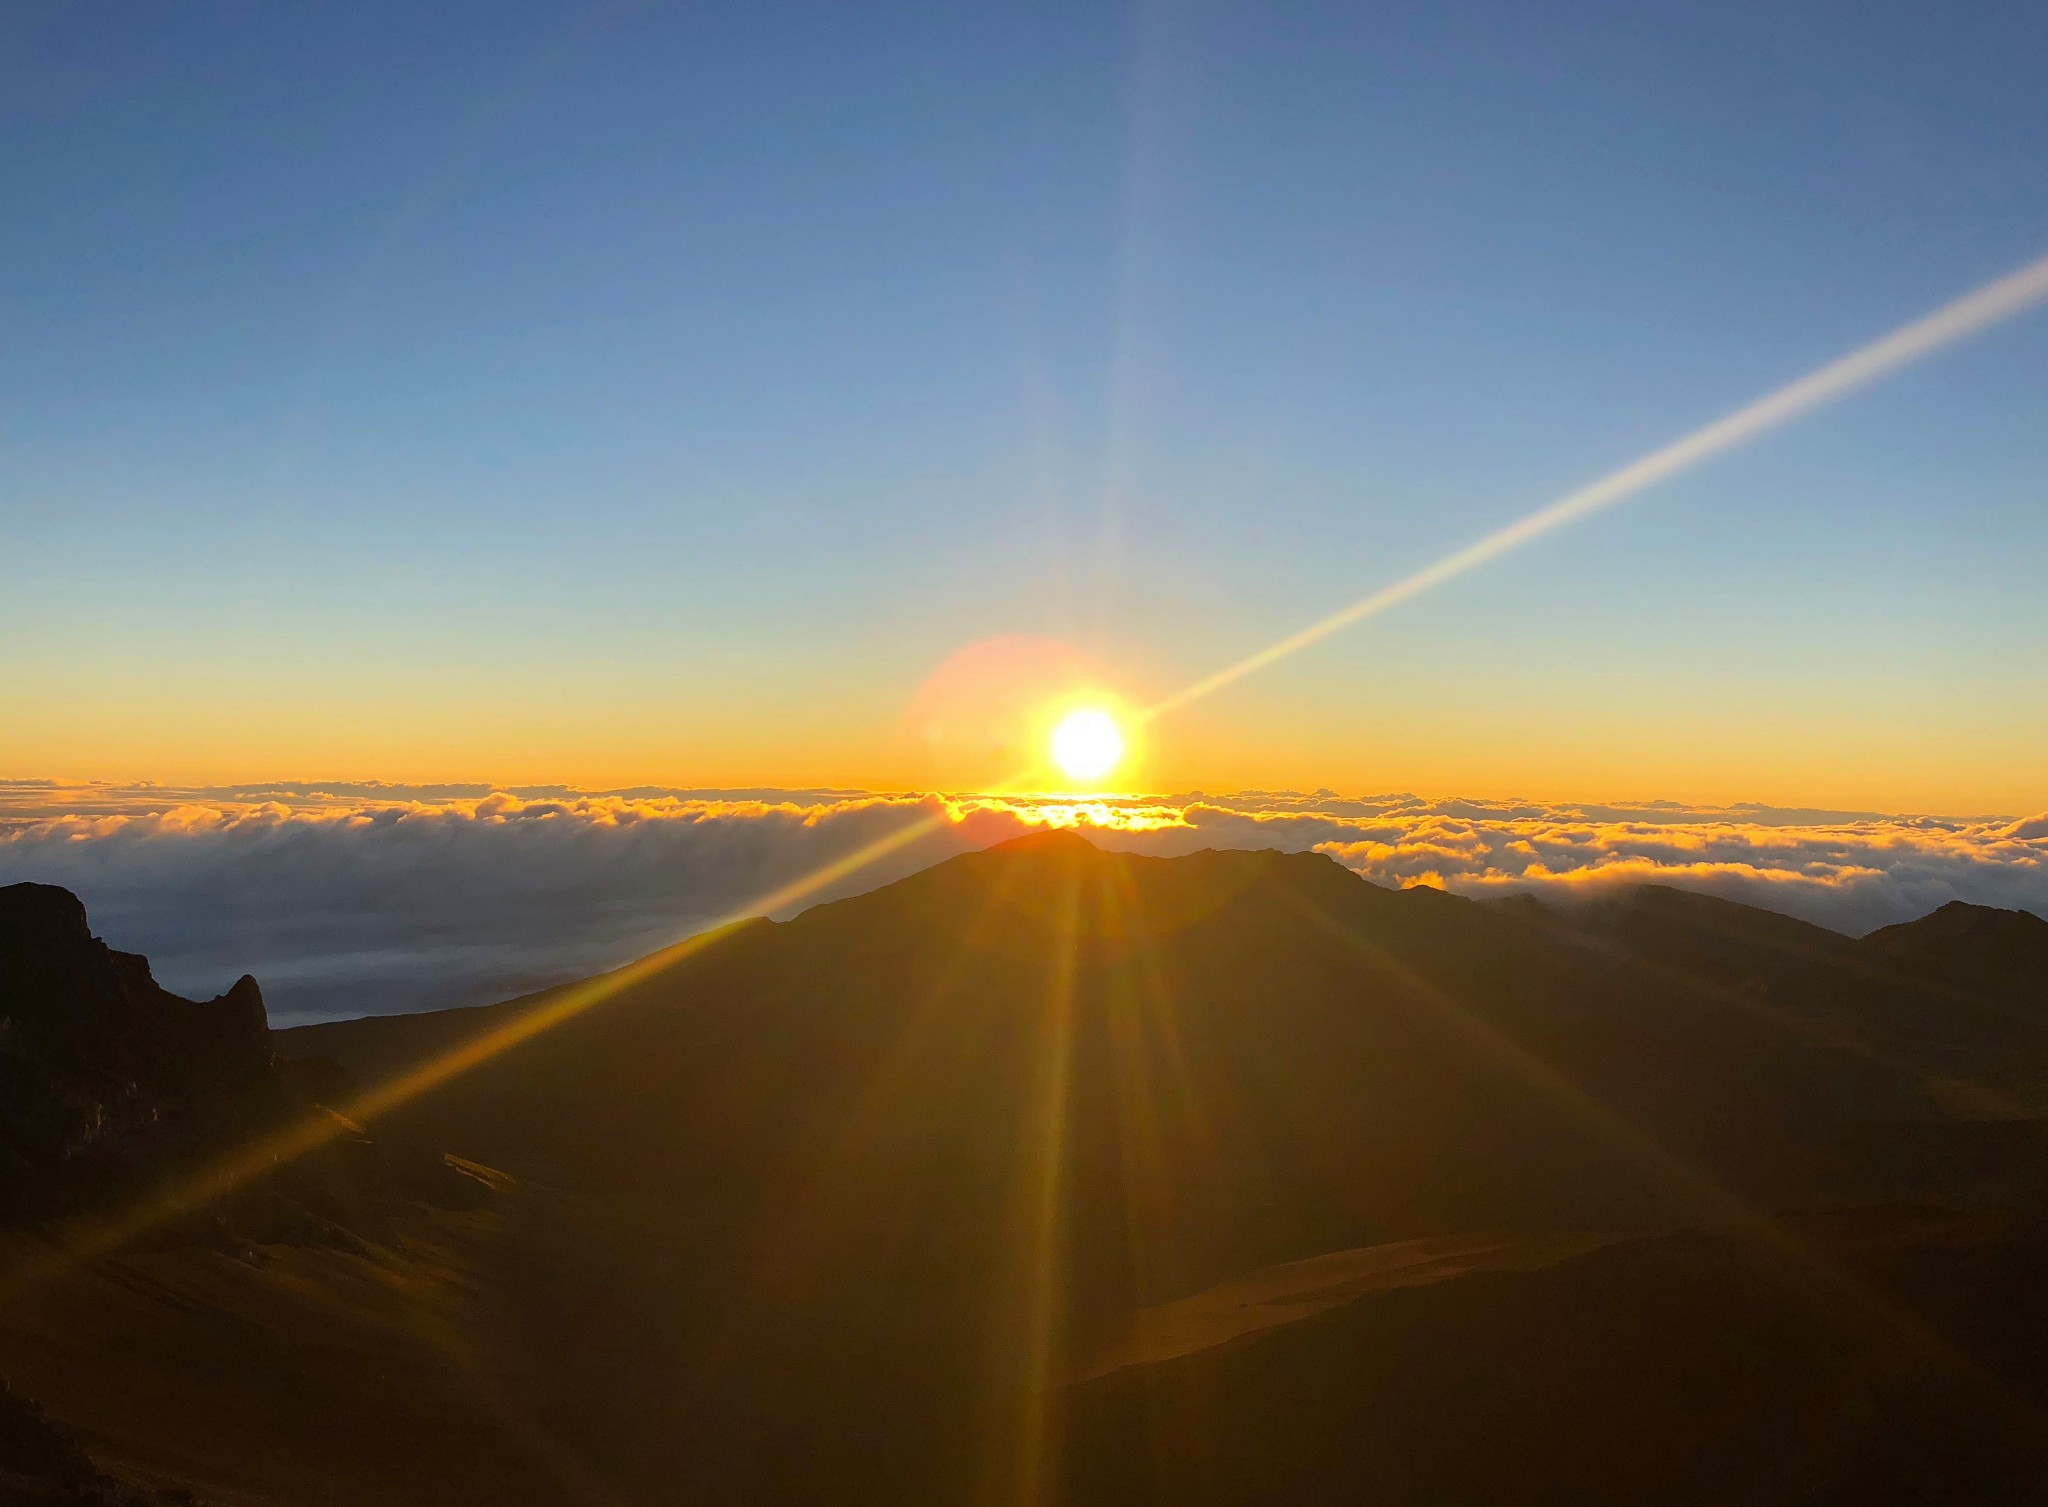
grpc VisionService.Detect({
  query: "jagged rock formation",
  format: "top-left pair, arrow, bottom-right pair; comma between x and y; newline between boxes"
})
0,886 -> 507,1507
0,882 -> 492,1235
2,845 -> 2046,1504
0,882 -> 285,1221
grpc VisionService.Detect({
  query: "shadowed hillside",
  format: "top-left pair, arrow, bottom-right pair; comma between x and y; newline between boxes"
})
1059,1205 -> 2048,1506
271,833 -> 2048,1501
1866,900 -> 2048,1008
4,839 -> 2048,1502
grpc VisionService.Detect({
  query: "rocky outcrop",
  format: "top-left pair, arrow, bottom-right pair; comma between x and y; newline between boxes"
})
0,883 -> 287,1220
0,882 -> 493,1238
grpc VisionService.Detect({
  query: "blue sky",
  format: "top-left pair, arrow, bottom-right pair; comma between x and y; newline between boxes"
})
5,1 -> 2047,810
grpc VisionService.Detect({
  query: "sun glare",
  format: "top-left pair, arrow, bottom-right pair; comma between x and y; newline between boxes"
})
1050,708 -> 1125,786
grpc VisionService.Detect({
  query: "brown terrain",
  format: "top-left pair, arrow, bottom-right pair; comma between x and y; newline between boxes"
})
3,834 -> 2048,1503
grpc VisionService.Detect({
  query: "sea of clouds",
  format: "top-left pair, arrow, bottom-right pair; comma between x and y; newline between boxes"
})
2,779 -> 2042,1025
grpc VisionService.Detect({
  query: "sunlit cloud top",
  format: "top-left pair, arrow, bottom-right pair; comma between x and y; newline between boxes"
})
4,780 -> 2040,1027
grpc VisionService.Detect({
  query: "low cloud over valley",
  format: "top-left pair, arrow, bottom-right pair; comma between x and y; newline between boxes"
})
3,780 -> 2042,1024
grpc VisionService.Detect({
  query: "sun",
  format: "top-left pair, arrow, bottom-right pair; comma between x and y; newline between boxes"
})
1050,707 -> 1126,786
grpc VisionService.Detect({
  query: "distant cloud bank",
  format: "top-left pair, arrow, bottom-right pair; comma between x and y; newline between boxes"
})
2,780 -> 2042,1025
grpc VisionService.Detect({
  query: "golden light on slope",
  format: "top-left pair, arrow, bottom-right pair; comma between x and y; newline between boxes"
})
15,245 -> 2048,1325
1050,708 -> 1125,787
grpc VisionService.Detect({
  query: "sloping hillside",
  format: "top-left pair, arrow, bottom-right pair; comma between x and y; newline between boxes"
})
1060,1206 -> 2048,1506
269,834 -> 2048,1500
6,840 -> 2046,1503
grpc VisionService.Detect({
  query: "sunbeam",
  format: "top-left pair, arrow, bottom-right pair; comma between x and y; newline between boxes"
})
1271,884 -> 2046,1436
1142,247 -> 2048,723
0,812 -> 964,1298
992,864 -> 1084,1507
18,12 -> 2048,1502
20,242 -> 2048,1293
14,249 -> 2048,1323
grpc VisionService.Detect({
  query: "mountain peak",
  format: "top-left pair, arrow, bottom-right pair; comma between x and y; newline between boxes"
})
0,884 -> 286,1215
1862,897 -> 2048,1001
0,880 -> 94,953
982,827 -> 1103,856
1868,897 -> 2048,942
1928,898 -> 2046,924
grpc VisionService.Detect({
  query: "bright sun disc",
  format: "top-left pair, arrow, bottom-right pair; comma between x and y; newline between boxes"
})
1050,708 -> 1125,784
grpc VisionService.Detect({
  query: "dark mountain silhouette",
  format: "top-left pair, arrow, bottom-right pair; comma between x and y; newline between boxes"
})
0,882 -> 274,1220
0,883 -> 508,1506
1,839 -> 2046,1503
0,881 -> 491,1240
1865,899 -> 2048,1006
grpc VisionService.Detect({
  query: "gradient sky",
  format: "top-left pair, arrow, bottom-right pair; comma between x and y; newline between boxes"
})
6,1 -> 2047,813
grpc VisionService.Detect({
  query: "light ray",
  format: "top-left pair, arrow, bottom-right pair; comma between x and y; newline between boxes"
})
0,803 -> 966,1296
18,250 -> 2048,1299
1569,904 -> 2036,1121
1274,885 -> 2044,1429
737,860 -> 1029,1321
995,865 -> 1083,1507
1143,248 -> 2048,722
1091,866 -> 1174,1308
314,801 -> 968,1133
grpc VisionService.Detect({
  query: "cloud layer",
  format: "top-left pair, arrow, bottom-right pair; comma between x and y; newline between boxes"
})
2,781 -> 2042,1024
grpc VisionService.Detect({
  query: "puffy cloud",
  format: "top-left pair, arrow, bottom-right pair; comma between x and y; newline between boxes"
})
0,786 -> 1011,1023
2,782 -> 2042,1024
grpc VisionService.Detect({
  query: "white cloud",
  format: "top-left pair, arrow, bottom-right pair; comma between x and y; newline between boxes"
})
3,782 -> 2043,1023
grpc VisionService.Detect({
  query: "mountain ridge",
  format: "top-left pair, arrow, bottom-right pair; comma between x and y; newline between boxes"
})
4,840 -> 2048,1503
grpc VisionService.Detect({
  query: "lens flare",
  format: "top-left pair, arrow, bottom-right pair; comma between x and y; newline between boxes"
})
1051,709 -> 1125,785
1142,246 -> 2048,723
